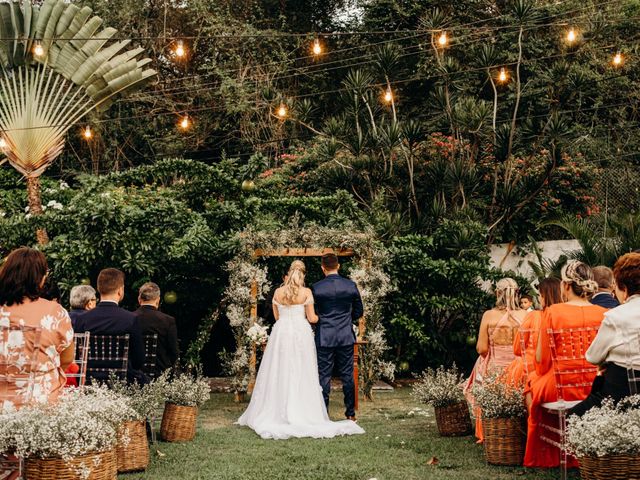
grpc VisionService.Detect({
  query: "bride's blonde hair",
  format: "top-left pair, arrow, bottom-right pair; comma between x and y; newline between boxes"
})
282,260 -> 306,304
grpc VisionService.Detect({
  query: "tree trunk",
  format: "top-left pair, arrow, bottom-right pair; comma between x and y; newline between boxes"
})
26,175 -> 49,245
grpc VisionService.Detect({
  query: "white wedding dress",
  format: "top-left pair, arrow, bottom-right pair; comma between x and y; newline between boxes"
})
237,298 -> 365,439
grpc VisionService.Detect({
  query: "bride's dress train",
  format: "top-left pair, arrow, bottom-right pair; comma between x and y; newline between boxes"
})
237,300 -> 365,439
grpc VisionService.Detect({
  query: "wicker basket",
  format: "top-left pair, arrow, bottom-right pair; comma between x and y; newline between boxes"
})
434,401 -> 472,437
482,416 -> 526,466
579,454 -> 640,480
160,402 -> 198,442
116,420 -> 149,472
25,449 -> 117,480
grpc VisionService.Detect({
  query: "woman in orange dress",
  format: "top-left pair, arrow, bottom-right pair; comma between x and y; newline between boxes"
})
524,261 -> 606,468
0,248 -> 75,412
503,278 -> 562,397
464,278 -> 527,443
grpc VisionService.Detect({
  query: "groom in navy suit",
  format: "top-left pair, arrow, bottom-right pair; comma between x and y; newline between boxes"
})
312,254 -> 364,420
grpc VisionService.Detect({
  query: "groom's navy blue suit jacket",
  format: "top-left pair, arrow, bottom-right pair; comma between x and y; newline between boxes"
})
311,274 -> 364,348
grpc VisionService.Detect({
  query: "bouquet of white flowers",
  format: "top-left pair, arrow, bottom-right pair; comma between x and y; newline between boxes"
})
108,373 -> 166,421
412,364 -> 466,408
567,396 -> 640,458
246,323 -> 269,345
158,371 -> 211,407
472,372 -> 526,419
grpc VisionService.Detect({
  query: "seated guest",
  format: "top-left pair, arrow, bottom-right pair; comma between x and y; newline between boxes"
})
524,260 -> 606,468
68,285 -> 97,328
135,282 -> 179,376
74,268 -> 145,384
64,285 -> 97,387
504,278 -> 562,398
590,266 -> 620,309
464,278 -> 527,443
42,281 -> 61,303
569,253 -> 640,416
520,294 -> 535,312
0,248 -> 74,410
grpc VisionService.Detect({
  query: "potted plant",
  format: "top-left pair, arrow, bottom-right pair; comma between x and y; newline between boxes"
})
0,391 -> 125,480
109,377 -> 164,472
567,397 -> 640,480
412,364 -> 471,436
159,371 -> 211,442
472,372 -> 527,465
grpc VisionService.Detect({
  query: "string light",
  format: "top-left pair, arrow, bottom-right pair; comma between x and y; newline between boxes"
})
179,115 -> 190,130
0,137 -> 7,150
498,67 -> 509,83
277,104 -> 288,119
384,87 -> 393,103
174,40 -> 186,58
612,52 -> 624,66
312,38 -> 322,56
438,31 -> 448,47
566,28 -> 577,44
33,41 -> 44,57
83,126 -> 93,140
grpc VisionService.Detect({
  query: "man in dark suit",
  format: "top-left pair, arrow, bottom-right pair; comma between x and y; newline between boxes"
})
311,254 -> 364,421
135,282 -> 179,376
68,284 -> 97,328
74,268 -> 145,384
590,266 -> 620,309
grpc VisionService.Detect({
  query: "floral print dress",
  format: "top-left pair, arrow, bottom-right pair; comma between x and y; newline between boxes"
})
0,298 -> 74,413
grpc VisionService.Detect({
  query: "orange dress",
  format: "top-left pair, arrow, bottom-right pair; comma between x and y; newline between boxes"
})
0,298 -> 74,412
503,311 -> 542,392
524,303 -> 606,468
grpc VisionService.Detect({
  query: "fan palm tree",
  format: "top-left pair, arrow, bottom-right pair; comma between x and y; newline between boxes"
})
0,0 -> 156,244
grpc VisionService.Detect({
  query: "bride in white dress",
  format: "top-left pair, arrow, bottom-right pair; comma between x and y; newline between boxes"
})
237,260 -> 365,440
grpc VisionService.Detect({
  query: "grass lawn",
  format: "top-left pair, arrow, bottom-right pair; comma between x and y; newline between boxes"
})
123,386 -> 579,480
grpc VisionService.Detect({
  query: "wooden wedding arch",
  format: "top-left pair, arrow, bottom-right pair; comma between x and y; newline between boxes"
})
247,247 -> 368,411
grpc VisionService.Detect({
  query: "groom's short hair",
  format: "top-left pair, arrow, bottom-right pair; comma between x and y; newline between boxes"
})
321,254 -> 339,270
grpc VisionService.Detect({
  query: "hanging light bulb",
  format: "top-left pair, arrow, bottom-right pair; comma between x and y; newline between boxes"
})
384,87 -> 393,103
277,104 -> 288,119
174,40 -> 186,58
0,137 -> 7,150
312,38 -> 322,56
33,41 -> 44,57
179,115 -> 190,130
438,31 -> 448,47
498,67 -> 508,83
612,52 -> 624,67
566,28 -> 577,44
83,126 -> 93,140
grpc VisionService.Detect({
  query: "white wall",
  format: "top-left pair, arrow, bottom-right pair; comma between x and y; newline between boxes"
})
489,239 -> 581,280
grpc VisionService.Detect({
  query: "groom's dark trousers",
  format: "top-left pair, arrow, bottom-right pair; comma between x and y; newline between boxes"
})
312,273 -> 364,418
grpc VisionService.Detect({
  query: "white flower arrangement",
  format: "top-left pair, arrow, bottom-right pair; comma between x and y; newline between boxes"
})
471,372 -> 526,419
567,396 -> 640,458
158,371 -> 211,407
61,385 -> 138,426
246,323 -> 269,344
0,400 -> 117,461
108,373 -> 166,421
412,364 -> 467,408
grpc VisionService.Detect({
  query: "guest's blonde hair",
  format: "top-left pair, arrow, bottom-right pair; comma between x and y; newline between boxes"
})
561,260 -> 599,298
282,260 -> 306,304
495,277 -> 520,311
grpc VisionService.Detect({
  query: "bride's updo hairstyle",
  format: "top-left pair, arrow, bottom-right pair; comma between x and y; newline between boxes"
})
561,260 -> 599,298
282,260 -> 306,304
495,277 -> 520,311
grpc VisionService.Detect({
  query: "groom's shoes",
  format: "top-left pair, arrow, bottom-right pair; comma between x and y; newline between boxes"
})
346,415 -> 357,422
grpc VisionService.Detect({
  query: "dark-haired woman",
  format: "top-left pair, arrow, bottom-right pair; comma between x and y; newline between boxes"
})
524,260 -> 606,468
503,278 -> 562,395
569,253 -> 640,416
0,248 -> 74,412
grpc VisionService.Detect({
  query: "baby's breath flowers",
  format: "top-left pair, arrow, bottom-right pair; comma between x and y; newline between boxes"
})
471,372 -> 526,419
412,364 -> 467,408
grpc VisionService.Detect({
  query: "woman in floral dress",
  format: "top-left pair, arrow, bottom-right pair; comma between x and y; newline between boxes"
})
0,248 -> 74,413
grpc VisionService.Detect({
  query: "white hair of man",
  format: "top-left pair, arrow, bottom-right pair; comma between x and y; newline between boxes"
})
70,285 -> 97,310
139,282 -> 161,303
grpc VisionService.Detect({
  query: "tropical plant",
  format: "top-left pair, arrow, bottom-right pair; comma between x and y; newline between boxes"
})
0,0 -> 155,243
